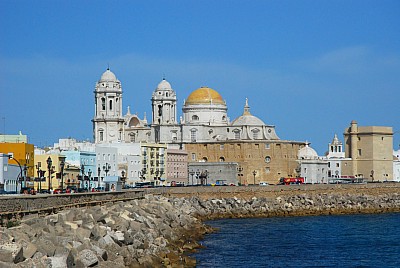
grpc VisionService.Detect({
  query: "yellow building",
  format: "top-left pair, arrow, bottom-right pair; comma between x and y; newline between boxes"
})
140,143 -> 167,186
0,142 -> 35,178
186,140 -> 304,185
34,154 -> 70,191
342,120 -> 393,181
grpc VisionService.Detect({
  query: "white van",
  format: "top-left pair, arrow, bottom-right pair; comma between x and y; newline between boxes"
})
259,182 -> 269,186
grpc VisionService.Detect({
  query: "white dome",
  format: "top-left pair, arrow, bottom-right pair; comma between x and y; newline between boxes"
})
232,98 -> 265,126
298,144 -> 318,159
100,68 -> 117,82
156,79 -> 172,90
232,114 -> 265,126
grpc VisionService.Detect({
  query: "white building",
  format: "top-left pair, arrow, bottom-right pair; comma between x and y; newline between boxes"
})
298,143 -> 328,184
0,153 -> 20,192
325,134 -> 346,179
91,69 -> 280,146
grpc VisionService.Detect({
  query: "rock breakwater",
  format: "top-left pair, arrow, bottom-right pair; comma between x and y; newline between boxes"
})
1,190 -> 399,267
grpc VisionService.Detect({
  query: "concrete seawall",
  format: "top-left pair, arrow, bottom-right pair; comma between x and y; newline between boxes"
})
0,184 -> 399,267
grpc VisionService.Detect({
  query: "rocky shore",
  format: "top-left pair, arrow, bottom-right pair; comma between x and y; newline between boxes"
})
1,189 -> 400,267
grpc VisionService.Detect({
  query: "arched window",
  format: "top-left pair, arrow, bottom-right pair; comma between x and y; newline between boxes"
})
192,115 -> 199,121
219,157 -> 225,162
109,99 -> 113,110
265,156 -> 271,163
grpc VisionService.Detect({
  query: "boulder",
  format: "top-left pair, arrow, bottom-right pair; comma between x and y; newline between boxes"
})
0,242 -> 24,263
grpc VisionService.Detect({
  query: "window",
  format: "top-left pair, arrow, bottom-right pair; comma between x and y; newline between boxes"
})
234,130 -> 240,139
219,157 -> 225,162
99,131 -> 104,141
358,149 -> 362,156
191,130 -> 197,142
220,144 -> 224,150
336,163 -> 340,168
252,129 -> 260,139
101,98 -> 105,110
265,167 -> 270,173
265,156 -> 271,163
265,143 -> 270,149
109,100 -> 113,110
191,153 -> 196,161
192,115 -> 199,121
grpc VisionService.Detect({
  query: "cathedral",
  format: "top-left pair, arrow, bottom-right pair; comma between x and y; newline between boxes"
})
92,68 -> 306,184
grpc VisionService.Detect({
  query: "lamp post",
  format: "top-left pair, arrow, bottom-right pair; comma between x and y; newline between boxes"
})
59,157 -> 65,190
23,164 -> 27,188
36,162 -> 43,192
46,156 -> 52,191
8,155 -> 23,192
103,163 -> 111,176
121,170 -> 126,189
80,164 -> 85,189
97,166 -> 101,188
252,170 -> 257,185
88,169 -> 92,191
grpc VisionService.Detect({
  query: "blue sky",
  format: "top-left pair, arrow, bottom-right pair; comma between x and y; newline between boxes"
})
1,0 -> 399,154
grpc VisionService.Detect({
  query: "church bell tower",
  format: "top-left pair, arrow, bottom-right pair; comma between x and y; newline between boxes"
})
92,68 -> 124,143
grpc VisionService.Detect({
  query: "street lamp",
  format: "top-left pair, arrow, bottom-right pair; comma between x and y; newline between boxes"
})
97,166 -> 101,188
121,170 -> 126,188
252,170 -> 257,185
88,169 -> 92,191
81,164 -> 85,189
36,162 -> 42,192
59,156 -> 66,190
46,156 -> 53,191
23,164 -> 27,188
103,163 -> 111,176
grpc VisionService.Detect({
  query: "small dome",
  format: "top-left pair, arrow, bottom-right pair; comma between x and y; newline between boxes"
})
185,87 -> 225,105
156,79 -> 172,90
232,115 -> 265,126
298,143 -> 318,160
232,98 -> 265,126
100,68 -> 117,82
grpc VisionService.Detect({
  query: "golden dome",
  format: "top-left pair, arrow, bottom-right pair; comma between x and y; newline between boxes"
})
185,87 -> 225,105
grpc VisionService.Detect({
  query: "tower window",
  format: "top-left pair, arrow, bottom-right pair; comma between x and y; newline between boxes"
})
99,131 -> 104,141
109,100 -> 113,110
192,115 -> 199,121
191,130 -> 197,142
101,98 -> 105,110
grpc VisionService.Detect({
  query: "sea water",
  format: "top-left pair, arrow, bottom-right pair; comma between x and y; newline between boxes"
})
193,213 -> 400,267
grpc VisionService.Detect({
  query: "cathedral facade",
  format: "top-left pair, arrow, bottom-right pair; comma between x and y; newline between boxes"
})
92,68 -> 306,184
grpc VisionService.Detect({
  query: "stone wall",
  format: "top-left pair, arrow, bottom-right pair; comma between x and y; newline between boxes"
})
0,184 -> 399,267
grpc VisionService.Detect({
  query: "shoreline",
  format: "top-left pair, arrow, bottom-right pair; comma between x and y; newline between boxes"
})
0,185 -> 399,267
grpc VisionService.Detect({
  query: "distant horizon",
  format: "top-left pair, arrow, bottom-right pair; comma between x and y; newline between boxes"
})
1,1 -> 399,154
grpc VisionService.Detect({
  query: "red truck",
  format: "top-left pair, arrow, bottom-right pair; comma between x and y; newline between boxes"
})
279,177 -> 305,185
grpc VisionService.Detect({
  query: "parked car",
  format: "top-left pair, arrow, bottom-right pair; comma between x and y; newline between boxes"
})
53,188 -> 63,194
259,182 -> 269,186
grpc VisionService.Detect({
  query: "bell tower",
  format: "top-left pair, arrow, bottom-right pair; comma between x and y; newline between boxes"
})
151,78 -> 177,125
92,68 -> 124,143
